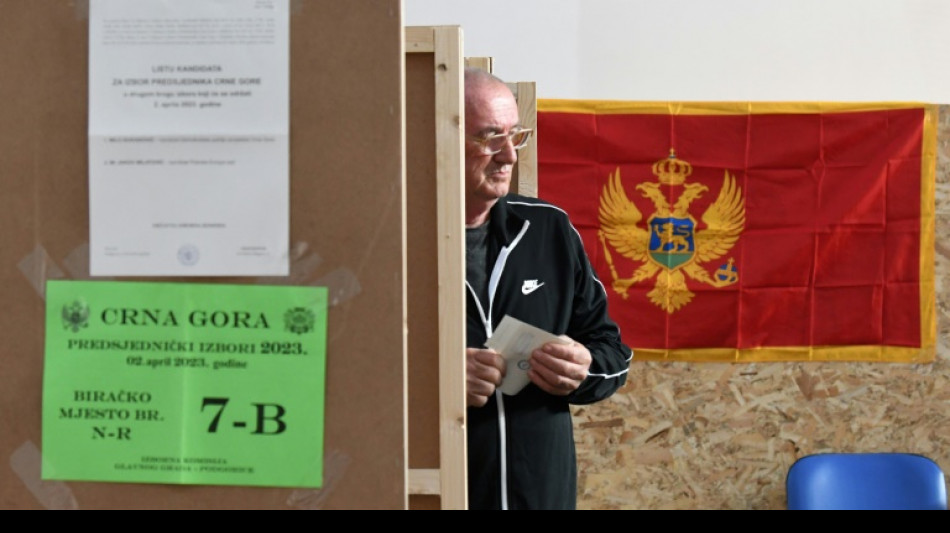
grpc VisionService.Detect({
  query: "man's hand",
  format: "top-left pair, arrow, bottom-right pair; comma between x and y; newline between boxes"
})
527,336 -> 591,396
466,347 -> 506,407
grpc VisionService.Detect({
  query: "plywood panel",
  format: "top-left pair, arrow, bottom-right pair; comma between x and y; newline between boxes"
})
405,49 -> 441,472
0,0 -> 407,509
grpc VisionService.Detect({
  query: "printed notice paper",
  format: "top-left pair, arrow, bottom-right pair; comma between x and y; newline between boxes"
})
88,0 -> 290,276
42,280 -> 327,488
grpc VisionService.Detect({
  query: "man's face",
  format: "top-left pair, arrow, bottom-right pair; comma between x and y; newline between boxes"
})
464,81 -> 521,209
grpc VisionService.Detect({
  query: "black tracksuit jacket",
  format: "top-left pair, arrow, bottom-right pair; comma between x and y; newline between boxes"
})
466,194 -> 632,510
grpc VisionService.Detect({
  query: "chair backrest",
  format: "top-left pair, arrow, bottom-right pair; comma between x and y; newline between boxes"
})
786,453 -> 948,510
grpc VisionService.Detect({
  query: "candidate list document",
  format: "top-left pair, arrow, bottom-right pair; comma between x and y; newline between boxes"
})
88,0 -> 289,276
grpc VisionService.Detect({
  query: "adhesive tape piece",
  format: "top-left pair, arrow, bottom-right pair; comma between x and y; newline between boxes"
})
17,245 -> 66,300
9,441 -> 79,510
286,449 -> 350,510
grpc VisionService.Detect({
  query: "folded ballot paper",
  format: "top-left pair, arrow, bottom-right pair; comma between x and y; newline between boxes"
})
485,315 -> 570,395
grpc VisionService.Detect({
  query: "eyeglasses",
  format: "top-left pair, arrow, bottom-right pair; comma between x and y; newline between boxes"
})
466,128 -> 533,155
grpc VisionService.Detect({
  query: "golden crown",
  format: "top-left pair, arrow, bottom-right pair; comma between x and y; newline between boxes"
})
652,149 -> 692,186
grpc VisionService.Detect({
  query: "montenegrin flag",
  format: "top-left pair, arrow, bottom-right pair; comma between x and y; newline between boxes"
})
536,101 -> 937,362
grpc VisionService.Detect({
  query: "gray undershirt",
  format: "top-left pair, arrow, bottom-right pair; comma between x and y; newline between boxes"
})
466,223 -> 490,305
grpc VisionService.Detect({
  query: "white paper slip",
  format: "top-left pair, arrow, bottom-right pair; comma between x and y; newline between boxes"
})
485,315 -> 569,396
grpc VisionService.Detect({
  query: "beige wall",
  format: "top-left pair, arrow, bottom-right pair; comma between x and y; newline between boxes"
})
573,106 -> 950,510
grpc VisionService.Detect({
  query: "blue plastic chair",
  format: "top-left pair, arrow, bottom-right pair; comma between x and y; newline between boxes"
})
786,453 -> 947,510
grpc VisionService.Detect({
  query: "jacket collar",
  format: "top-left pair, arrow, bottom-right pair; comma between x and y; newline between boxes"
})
487,195 -> 527,247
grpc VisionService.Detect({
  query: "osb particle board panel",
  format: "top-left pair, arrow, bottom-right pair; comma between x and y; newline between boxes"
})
573,105 -> 950,510
0,0 -> 407,509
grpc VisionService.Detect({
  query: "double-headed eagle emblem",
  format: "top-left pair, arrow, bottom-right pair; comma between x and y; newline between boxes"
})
598,150 -> 745,313
62,299 -> 90,332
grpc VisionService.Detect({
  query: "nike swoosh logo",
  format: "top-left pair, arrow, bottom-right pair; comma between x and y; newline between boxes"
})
522,282 -> 545,295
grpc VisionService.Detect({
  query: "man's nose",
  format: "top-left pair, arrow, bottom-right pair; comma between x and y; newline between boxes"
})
493,138 -> 518,164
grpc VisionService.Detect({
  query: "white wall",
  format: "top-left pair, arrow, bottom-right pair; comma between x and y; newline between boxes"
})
405,0 -> 950,103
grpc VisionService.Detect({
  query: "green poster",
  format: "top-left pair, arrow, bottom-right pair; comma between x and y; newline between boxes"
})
41,280 -> 328,488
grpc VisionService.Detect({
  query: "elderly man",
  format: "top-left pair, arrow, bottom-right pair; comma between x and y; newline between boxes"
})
463,67 -> 632,510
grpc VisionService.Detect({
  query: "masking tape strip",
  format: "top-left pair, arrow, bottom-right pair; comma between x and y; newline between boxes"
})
9,441 -> 79,510
285,448 -> 350,509
72,0 -> 89,20
17,245 -> 66,300
259,242 -> 362,305
313,268 -> 362,307
255,242 -> 322,286
61,243 -> 98,280
36,241 -> 359,306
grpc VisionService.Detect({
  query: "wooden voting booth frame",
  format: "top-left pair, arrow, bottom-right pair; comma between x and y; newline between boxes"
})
403,40 -> 540,509
0,0 -> 411,509
404,25 -> 467,510
508,81 -> 539,198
